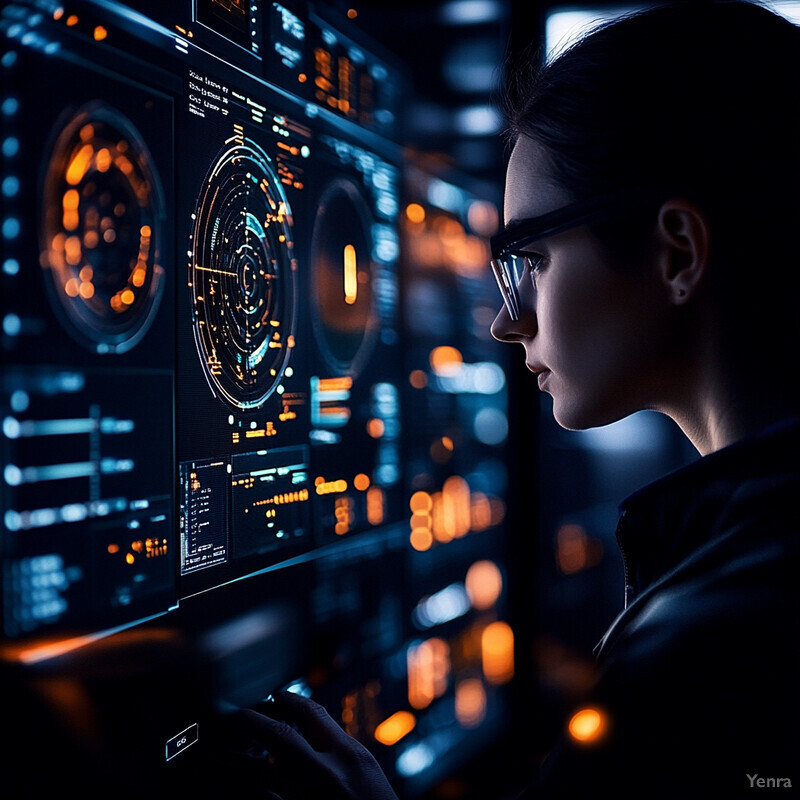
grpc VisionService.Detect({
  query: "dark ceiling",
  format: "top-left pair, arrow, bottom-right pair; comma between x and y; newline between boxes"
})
316,0 -> 543,203
316,1 -> 637,204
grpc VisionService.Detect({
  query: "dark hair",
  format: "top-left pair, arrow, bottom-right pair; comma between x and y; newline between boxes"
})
501,0 -> 800,332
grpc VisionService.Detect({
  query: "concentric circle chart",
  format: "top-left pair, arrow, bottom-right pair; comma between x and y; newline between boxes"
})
189,133 -> 297,409
39,103 -> 165,354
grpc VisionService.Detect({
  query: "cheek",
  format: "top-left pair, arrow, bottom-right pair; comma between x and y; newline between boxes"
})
542,272 -> 657,418
540,276 -> 614,373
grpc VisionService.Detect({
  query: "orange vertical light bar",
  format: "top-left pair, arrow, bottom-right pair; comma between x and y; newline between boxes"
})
481,621 -> 515,685
407,640 -> 435,709
366,485 -> 384,525
455,678 -> 487,728
343,243 -> 357,305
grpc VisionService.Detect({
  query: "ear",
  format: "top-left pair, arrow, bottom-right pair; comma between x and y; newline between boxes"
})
655,199 -> 711,304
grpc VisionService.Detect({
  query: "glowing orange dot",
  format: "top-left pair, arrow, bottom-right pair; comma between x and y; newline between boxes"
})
66,14 -> 78,26
64,278 -> 80,298
409,369 -> 427,389
298,73 -> 307,83
140,225 -> 151,238
93,25 -> 107,41
107,544 -> 119,554
95,147 -> 112,172
568,708 -> 607,743
347,8 -> 358,19
406,203 -> 426,224
366,418 -> 385,438
465,560 -> 503,610
53,7 -> 64,20
120,289 -> 135,305
125,553 -> 135,565
410,528 -> 433,552
63,189 -> 80,210
353,473 -> 370,491
409,491 -> 433,513
429,346 -> 462,375
79,281 -> 95,299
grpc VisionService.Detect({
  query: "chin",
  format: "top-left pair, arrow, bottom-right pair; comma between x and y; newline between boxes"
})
550,395 -> 630,432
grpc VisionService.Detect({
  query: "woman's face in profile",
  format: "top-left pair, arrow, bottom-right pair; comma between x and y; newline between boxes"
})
491,136 -> 674,431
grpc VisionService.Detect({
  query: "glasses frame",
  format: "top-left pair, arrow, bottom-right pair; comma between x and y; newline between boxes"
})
490,189 -> 669,320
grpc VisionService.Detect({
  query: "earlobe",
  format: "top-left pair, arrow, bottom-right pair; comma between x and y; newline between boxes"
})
656,199 -> 711,305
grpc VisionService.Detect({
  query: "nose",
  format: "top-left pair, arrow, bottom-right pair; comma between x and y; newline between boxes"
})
490,301 -> 535,343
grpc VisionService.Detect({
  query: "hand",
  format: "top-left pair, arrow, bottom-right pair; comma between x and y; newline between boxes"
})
227,690 -> 400,800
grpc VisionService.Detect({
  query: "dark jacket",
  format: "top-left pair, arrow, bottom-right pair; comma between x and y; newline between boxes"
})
523,418 -> 800,798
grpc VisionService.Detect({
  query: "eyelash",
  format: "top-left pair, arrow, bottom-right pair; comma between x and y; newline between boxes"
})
524,253 -> 546,286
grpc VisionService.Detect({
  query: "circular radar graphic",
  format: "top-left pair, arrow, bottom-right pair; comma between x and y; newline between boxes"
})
190,134 -> 297,409
311,178 -> 377,376
39,103 -> 165,354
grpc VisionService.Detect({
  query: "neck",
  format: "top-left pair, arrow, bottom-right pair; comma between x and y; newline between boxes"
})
666,371 -> 800,457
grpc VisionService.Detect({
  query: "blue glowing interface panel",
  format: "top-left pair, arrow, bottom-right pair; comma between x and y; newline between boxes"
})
1,0 -> 404,635
0,3 -> 514,796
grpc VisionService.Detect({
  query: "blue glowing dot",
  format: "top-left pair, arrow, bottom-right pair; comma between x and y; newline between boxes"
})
2,97 -> 18,115
2,313 -> 21,336
2,137 -> 19,157
3,258 -> 20,275
4,464 -> 23,486
2,176 -> 19,197
4,510 -> 22,532
1,51 -> 18,68
10,390 -> 29,412
300,145 -> 310,158
3,416 -> 21,438
3,217 -> 21,239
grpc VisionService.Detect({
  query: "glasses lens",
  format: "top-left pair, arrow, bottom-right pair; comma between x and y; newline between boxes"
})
490,253 -> 529,320
490,257 -> 516,319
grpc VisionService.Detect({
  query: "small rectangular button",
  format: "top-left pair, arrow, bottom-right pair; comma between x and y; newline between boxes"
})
165,723 -> 199,761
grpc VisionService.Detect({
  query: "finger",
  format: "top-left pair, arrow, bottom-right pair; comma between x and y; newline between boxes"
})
231,707 -> 319,763
268,691 -> 355,752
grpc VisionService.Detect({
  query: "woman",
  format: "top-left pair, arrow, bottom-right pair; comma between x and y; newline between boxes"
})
228,2 -> 800,796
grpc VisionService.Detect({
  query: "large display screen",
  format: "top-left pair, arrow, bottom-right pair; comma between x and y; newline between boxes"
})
1,2 -> 512,796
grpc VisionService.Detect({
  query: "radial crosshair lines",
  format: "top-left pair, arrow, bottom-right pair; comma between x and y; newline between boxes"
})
190,130 -> 298,409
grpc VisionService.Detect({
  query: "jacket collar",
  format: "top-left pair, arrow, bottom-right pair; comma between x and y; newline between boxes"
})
616,416 -> 800,606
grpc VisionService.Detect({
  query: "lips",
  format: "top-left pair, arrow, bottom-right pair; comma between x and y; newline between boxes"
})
526,363 -> 550,388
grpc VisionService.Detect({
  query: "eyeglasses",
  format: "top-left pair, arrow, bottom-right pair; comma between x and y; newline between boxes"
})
490,189 -> 667,320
